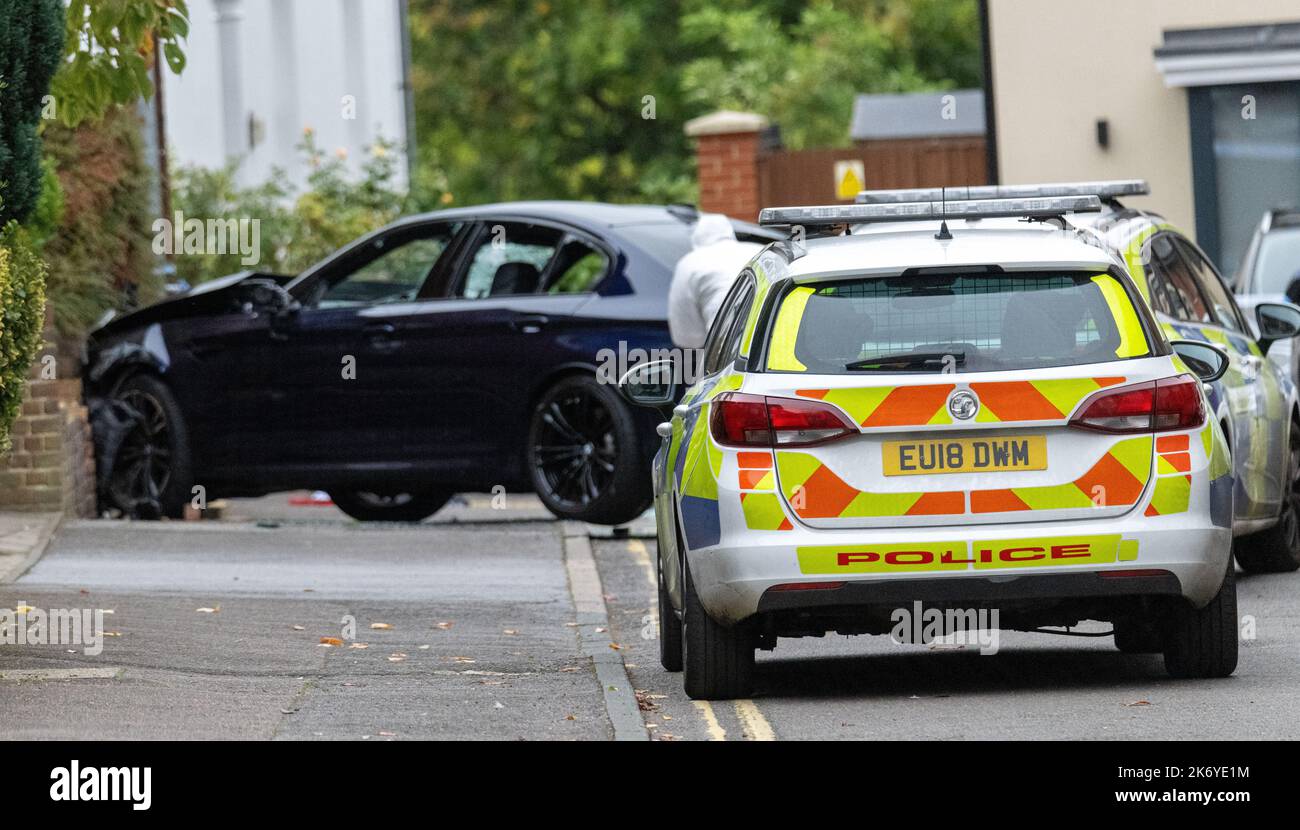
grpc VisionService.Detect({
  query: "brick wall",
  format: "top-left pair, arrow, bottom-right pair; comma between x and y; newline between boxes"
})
0,333 -> 97,517
685,111 -> 770,222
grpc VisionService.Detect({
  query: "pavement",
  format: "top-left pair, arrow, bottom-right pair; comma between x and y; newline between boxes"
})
2,494 -> 1299,740
0,512 -> 60,584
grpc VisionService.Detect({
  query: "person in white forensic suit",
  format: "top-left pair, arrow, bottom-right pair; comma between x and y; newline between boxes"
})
667,213 -> 762,349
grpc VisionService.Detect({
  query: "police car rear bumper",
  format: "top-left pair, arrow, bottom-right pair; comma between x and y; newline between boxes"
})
688,518 -> 1231,625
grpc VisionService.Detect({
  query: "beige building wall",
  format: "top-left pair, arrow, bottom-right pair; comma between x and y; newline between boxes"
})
988,0 -> 1300,239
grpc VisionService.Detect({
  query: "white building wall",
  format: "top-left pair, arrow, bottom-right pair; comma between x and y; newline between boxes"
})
988,0 -> 1300,241
165,0 -> 409,190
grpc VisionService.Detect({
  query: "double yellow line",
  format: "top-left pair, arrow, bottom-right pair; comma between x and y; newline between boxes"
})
628,539 -> 775,742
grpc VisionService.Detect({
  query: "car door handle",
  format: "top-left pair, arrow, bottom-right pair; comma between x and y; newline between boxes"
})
672,405 -> 690,418
364,323 -> 400,351
509,314 -> 549,334
656,422 -> 674,438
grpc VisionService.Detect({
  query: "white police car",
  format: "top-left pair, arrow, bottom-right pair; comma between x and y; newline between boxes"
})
621,182 -> 1253,700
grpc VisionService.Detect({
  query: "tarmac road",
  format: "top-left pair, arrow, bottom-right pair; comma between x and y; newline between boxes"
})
3,496 -> 1298,740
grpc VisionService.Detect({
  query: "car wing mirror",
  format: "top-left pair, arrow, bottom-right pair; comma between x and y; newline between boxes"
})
617,359 -> 679,413
1255,302 -> 1300,355
1170,340 -> 1230,383
241,278 -> 300,319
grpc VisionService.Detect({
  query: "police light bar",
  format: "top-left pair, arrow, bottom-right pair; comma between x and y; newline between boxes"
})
854,179 -> 1149,204
758,195 -> 1103,227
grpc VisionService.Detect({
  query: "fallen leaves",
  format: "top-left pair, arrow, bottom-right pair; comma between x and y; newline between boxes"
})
388,653 -> 408,663
196,606 -> 220,614
1124,699 -> 1153,707
434,621 -> 454,630
319,637 -> 343,647
369,622 -> 393,630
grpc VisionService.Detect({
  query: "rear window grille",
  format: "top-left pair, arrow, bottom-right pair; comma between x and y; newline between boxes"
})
767,272 -> 1149,374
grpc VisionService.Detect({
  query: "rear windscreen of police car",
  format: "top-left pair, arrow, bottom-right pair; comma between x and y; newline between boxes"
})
765,271 -> 1151,374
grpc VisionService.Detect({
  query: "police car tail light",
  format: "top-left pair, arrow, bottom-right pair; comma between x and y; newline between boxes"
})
710,393 -> 857,447
1069,375 -> 1204,434
711,393 -> 771,446
1153,374 -> 1206,431
766,397 -> 857,446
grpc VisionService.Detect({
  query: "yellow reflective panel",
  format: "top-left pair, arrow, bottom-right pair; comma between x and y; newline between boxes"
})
1090,274 -> 1150,358
766,286 -> 813,371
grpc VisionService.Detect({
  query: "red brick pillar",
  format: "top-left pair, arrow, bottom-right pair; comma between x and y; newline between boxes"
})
685,111 -> 769,222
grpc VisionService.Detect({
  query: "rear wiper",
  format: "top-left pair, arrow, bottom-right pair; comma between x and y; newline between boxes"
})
845,351 -> 965,371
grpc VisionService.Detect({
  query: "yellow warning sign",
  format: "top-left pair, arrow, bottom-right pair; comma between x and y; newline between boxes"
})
834,160 -> 865,200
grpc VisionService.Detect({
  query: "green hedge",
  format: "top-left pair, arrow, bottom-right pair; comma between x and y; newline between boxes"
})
0,222 -> 48,454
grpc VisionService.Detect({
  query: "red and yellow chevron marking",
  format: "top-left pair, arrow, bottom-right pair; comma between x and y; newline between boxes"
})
1146,432 -> 1194,516
970,436 -> 1151,513
736,449 -> 789,529
739,492 -> 792,531
796,384 -> 955,428
777,436 -> 1152,519
794,377 -> 1127,429
776,451 -> 964,518
970,377 -> 1126,423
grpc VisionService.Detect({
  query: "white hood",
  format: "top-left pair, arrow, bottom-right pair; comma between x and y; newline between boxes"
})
691,213 -> 737,248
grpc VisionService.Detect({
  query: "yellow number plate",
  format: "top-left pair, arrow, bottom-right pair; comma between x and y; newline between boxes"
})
883,436 -> 1047,476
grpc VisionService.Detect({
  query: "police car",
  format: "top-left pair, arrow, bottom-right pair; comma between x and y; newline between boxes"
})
620,181 -> 1299,700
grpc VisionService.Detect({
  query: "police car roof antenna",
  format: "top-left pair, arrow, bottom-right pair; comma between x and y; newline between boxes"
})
934,187 -> 953,240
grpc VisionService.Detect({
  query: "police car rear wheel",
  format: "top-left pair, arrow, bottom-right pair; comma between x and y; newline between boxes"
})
527,375 -> 651,525
682,557 -> 754,700
1234,419 -> 1300,573
1162,559 -> 1238,679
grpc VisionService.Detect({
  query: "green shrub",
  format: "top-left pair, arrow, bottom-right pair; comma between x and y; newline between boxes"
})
0,222 -> 49,454
40,105 -> 157,336
171,132 -> 407,285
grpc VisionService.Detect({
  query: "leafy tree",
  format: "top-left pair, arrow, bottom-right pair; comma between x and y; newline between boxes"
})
49,0 -> 189,127
409,0 -> 696,208
680,0 -> 981,149
0,0 -> 65,226
407,0 -> 981,206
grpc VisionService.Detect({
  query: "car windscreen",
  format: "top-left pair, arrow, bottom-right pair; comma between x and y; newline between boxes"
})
1252,227 -> 1300,296
764,271 -> 1152,374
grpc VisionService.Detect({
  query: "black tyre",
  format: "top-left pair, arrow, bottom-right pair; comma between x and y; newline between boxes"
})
106,374 -> 193,519
658,562 -> 684,672
329,489 -> 452,522
1113,620 -> 1162,654
526,374 -> 651,525
682,558 -> 755,700
1162,560 -> 1238,679
1234,419 -> 1300,573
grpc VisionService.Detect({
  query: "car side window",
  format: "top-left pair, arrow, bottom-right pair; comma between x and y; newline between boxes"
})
546,239 -> 610,294
315,224 -> 459,309
703,275 -> 754,376
455,222 -> 564,299
1175,237 -> 1245,333
1145,234 -> 1211,324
